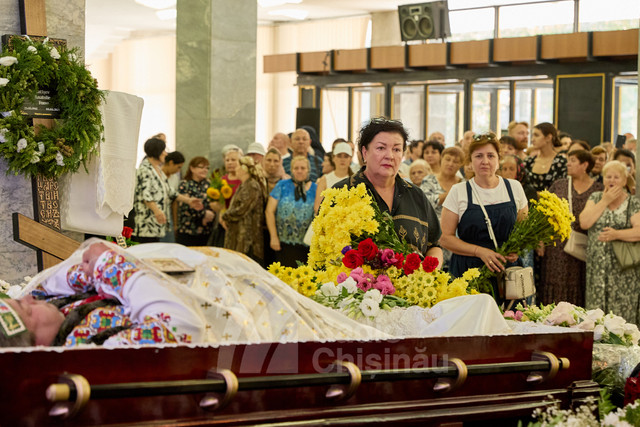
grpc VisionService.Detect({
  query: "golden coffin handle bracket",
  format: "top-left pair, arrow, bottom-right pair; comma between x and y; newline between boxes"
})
433,357 -> 468,393
325,360 -> 362,401
527,351 -> 570,384
46,373 -> 91,419
199,368 -> 239,411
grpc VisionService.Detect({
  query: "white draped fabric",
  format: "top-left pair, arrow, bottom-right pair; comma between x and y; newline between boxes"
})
19,241 -> 574,346
59,91 -> 143,236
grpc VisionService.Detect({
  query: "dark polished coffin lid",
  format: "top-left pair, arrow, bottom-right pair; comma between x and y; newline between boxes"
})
0,331 -> 597,425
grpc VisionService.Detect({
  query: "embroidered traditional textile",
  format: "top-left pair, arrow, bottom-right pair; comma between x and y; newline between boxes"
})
0,299 -> 26,337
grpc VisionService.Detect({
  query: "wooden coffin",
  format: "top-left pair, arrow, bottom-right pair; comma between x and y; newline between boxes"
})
0,331 -> 597,425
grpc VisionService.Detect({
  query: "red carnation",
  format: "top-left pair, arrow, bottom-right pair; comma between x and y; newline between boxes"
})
122,226 -> 133,239
393,253 -> 404,269
357,238 -> 378,261
403,253 -> 421,275
422,256 -> 439,273
343,249 -> 364,269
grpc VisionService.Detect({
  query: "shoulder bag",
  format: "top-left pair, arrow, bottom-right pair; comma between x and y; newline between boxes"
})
470,182 -> 535,301
611,198 -> 640,270
563,177 -> 588,262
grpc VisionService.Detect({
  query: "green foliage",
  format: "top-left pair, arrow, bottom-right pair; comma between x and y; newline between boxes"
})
0,37 -> 104,178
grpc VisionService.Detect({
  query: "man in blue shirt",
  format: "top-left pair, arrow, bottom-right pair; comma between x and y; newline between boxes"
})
282,128 -> 322,182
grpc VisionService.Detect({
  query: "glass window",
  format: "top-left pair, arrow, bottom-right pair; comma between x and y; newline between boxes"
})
427,83 -> 464,147
514,79 -> 553,127
449,8 -> 495,41
321,88 -> 349,151
471,81 -> 510,134
580,0 -> 640,31
613,75 -> 638,142
351,86 -> 385,142
499,1 -> 574,38
392,85 -> 425,140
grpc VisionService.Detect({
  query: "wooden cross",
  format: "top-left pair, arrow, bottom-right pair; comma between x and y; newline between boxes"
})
10,0 -> 68,270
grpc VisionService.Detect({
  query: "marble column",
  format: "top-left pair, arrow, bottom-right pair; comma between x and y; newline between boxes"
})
176,0 -> 257,168
0,0 -> 85,283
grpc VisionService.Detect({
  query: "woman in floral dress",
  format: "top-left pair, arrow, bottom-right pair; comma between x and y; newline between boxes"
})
523,122 -> 567,194
539,150 -> 603,306
580,160 -> 640,324
176,157 -> 215,246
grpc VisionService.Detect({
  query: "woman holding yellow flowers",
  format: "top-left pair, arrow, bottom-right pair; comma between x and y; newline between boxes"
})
335,118 -> 443,262
209,145 -> 243,247
440,133 -> 528,302
580,160 -> 640,324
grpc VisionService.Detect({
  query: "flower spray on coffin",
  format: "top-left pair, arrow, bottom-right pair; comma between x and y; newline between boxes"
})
468,190 -> 575,295
269,183 -> 477,319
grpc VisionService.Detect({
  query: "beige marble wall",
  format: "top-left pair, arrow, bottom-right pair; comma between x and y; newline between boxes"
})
0,0 -> 85,283
176,0 -> 256,168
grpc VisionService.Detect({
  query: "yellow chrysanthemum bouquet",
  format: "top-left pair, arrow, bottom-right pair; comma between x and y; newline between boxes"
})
469,190 -> 575,293
269,183 -> 476,317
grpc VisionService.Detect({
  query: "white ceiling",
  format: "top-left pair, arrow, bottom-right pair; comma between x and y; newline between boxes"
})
85,0 -> 406,62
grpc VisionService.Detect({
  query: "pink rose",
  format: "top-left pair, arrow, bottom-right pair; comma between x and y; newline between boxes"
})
373,274 -> 395,295
336,272 -> 348,284
357,273 -> 375,291
503,310 -> 516,319
380,248 -> 398,266
350,267 -> 364,283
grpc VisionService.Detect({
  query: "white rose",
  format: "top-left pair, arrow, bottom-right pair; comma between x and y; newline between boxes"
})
593,324 -> 605,341
604,315 -> 626,336
55,152 -> 65,166
16,138 -> 27,152
320,282 -> 339,297
339,277 -> 358,294
585,308 -> 604,322
545,302 -> 577,326
27,45 -> 37,53
0,128 -> 7,143
0,77 -> 8,87
49,47 -> 61,60
577,319 -> 595,331
0,56 -> 18,66
363,288 -> 383,304
360,298 -> 380,317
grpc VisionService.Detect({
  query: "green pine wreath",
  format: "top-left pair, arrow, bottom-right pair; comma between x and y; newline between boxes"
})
0,37 -> 104,179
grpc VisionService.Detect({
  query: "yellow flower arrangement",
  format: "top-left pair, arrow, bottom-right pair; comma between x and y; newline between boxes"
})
207,169 -> 235,205
307,183 -> 379,269
268,183 -> 477,313
468,190 -> 575,293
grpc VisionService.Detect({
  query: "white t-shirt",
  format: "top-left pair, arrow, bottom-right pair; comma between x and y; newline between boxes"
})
442,177 -> 528,218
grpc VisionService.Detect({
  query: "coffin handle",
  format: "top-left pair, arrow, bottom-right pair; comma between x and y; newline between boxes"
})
325,360 -> 362,401
527,351 -> 569,384
199,368 -> 238,411
433,357 -> 468,393
45,373 -> 91,419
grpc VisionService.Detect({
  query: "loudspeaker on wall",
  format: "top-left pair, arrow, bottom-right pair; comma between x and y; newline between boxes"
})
398,1 -> 451,42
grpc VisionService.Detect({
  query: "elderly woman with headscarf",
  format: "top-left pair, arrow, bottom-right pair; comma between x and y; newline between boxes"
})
220,156 -> 268,265
266,155 -> 317,267
132,137 -> 203,243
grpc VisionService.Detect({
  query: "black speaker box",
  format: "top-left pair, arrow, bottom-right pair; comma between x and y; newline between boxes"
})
398,1 -> 451,42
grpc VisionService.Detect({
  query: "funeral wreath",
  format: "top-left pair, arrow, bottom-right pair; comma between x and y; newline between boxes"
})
0,37 -> 104,178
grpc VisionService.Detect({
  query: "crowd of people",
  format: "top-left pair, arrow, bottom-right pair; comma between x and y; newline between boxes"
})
127,120 -> 639,323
